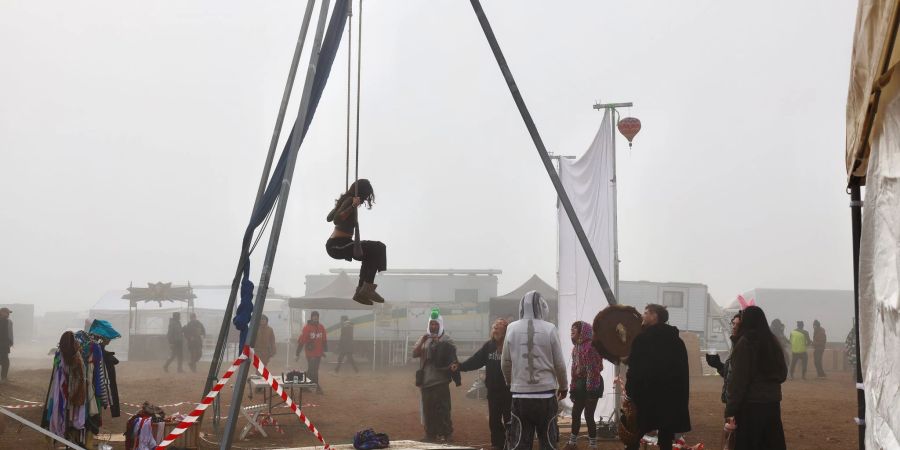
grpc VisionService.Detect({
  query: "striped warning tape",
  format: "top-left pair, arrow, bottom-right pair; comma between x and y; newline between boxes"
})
0,399 -> 195,410
154,349 -> 248,450
122,401 -> 193,410
248,349 -> 330,449
154,346 -> 330,450
0,403 -> 42,409
0,395 -> 44,409
0,401 -> 195,410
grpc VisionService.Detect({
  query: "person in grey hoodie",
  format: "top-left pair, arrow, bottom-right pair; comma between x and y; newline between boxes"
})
501,291 -> 568,450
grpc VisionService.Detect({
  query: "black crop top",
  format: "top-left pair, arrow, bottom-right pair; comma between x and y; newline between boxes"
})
328,197 -> 357,234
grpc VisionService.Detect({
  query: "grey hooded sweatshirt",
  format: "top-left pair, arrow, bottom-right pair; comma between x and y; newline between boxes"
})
501,291 -> 568,395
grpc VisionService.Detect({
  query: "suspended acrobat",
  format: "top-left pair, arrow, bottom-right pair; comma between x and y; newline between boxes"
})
325,179 -> 387,305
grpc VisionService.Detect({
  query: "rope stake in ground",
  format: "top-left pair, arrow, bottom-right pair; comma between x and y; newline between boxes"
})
248,348 -> 331,450
155,349 -> 249,450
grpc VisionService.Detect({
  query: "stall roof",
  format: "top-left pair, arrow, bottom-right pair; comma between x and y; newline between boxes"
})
288,272 -> 371,310
93,285 -> 288,312
492,274 -> 557,301
122,282 -> 196,307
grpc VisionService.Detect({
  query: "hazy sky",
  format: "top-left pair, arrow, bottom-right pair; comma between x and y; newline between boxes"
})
0,1 -> 858,313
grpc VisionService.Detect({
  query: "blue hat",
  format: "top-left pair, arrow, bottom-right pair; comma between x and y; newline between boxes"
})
89,319 -> 121,340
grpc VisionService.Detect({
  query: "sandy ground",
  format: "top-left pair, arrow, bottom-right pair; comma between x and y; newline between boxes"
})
0,354 -> 858,449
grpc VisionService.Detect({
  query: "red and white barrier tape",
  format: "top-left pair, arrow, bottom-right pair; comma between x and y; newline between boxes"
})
155,350 -> 248,450
248,348 -> 330,450
0,403 -> 42,409
155,346 -> 329,450
123,401 -> 193,410
0,395 -> 44,409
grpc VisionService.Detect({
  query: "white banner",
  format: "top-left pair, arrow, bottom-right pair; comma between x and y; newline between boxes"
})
557,109 -> 617,420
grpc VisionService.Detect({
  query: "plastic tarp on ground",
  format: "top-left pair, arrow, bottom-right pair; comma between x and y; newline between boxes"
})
557,109 -> 616,419
858,87 -> 900,449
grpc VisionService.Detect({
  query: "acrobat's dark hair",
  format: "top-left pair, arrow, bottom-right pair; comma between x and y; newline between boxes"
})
338,179 -> 375,209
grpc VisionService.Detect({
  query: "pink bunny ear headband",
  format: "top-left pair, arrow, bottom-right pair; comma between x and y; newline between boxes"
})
737,295 -> 756,309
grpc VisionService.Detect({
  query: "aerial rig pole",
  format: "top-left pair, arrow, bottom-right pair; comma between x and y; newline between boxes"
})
469,0 -> 617,306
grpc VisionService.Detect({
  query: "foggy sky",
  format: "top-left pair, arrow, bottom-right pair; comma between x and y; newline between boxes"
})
0,1 -> 858,313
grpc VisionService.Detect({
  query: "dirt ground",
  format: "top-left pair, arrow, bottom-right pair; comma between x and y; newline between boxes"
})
0,355 -> 858,449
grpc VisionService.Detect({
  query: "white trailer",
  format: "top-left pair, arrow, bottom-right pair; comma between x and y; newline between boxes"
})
618,280 -> 730,350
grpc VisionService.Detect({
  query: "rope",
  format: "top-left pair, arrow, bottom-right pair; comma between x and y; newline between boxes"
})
352,0 -> 363,253
345,1 -> 352,191
354,0 -> 363,191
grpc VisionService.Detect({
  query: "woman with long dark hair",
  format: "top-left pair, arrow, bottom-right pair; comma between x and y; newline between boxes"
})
326,179 -> 386,305
725,305 -> 788,450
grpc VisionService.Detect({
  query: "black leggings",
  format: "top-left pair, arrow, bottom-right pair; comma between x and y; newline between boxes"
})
570,397 -> 598,438
326,237 -> 386,284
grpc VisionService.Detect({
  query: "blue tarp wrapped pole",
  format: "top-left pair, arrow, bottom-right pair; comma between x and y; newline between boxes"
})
220,0 -> 349,447
232,0 -> 351,346
201,0 -> 317,412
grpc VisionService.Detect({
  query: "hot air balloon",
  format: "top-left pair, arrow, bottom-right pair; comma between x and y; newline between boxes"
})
617,117 -> 641,148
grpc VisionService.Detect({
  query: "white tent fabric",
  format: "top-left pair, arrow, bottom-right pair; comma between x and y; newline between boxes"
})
858,88 -> 900,449
557,109 -> 617,419
845,0 -> 899,181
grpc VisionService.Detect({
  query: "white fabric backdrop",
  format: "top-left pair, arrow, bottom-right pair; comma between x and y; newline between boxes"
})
859,88 -> 900,449
557,110 -> 617,420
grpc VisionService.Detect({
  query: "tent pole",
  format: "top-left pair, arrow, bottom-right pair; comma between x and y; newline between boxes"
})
849,185 -> 865,450
203,0 -> 318,414
469,0 -> 616,305
218,1 -> 333,447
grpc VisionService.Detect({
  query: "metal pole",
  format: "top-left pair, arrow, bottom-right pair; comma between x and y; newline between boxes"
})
594,102 -> 632,430
204,0 -> 317,409
219,1 -> 333,448
372,310 -> 377,371
610,108 -> 620,302
610,108 -> 622,428
469,0 -> 617,305
849,186 -> 866,450
0,408 -> 88,450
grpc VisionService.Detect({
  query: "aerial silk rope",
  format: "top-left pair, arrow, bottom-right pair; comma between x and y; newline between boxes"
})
232,0 -> 352,348
352,0 -> 364,259
345,1 -> 353,191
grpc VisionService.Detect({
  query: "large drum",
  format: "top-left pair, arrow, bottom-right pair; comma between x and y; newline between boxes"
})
591,304 -> 642,364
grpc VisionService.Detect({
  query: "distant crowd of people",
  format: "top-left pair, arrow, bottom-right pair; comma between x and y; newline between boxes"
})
768,318 -> 831,380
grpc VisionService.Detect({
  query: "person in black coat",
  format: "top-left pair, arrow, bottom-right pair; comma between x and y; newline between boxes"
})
706,312 -> 742,404
725,306 -> 787,450
335,316 -> 358,373
0,307 -> 13,382
451,318 -> 510,450
163,312 -> 184,373
622,304 -> 691,450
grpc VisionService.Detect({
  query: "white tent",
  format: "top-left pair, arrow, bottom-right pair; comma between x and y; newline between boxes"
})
846,1 -> 900,446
